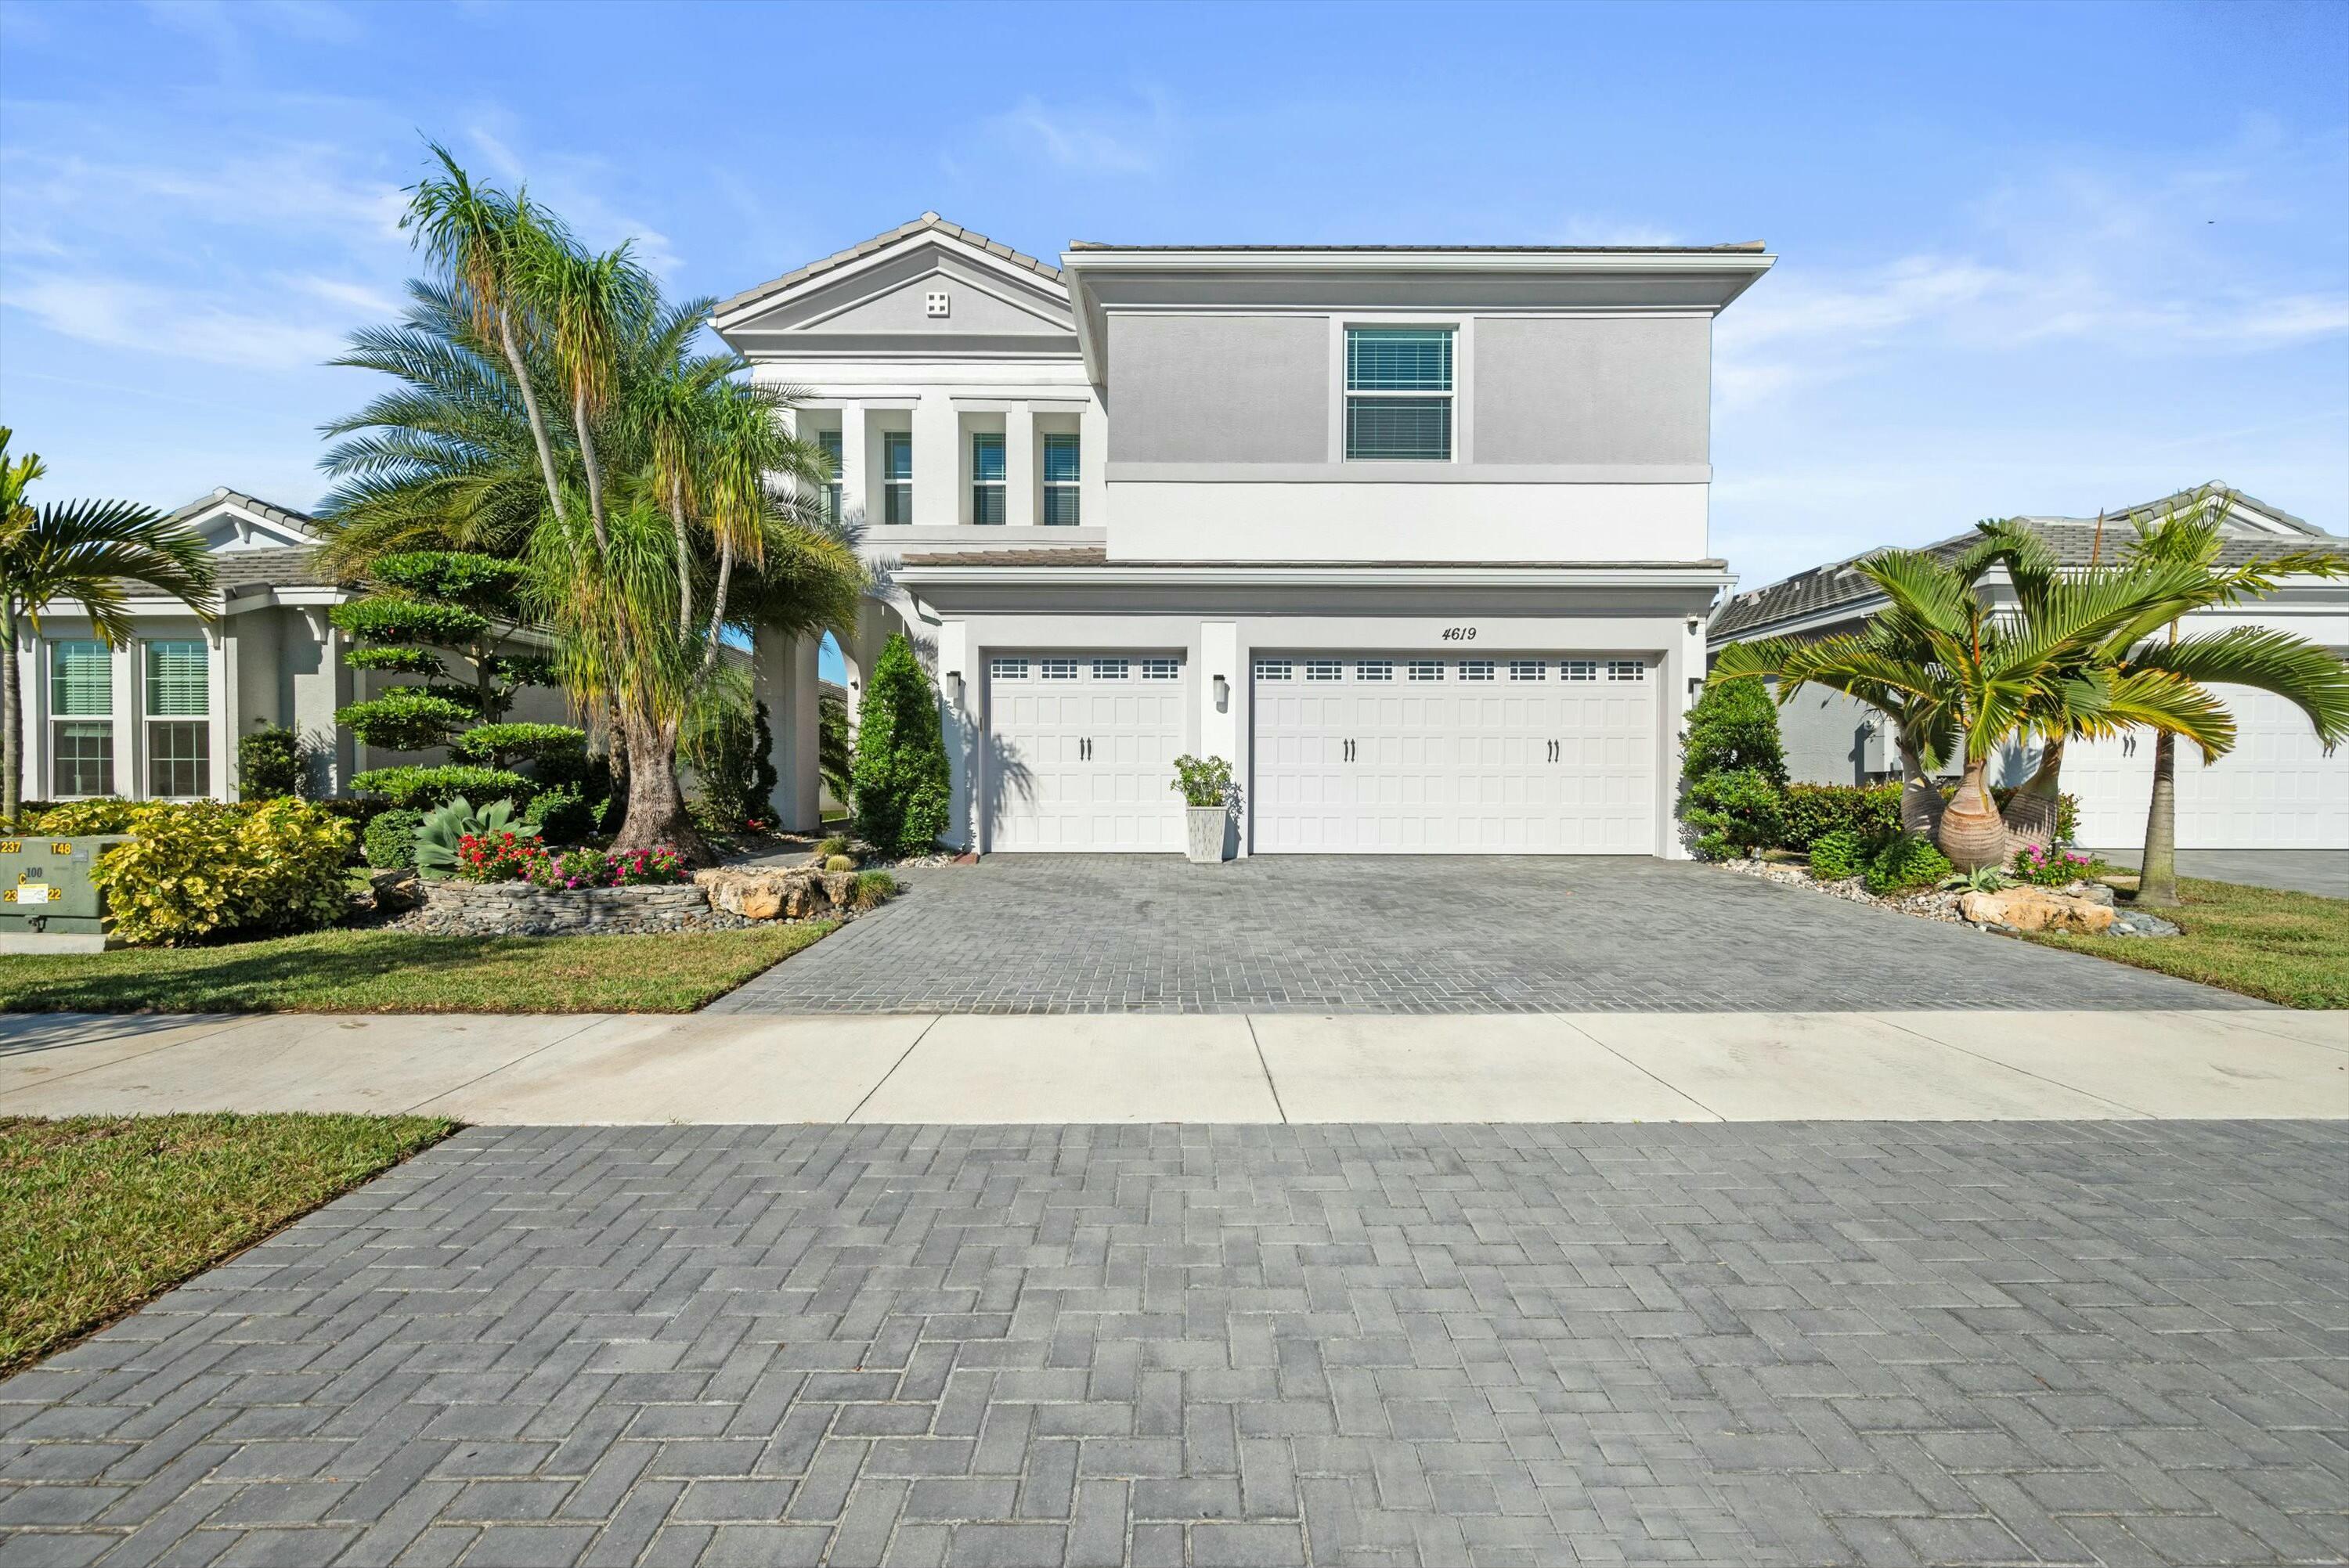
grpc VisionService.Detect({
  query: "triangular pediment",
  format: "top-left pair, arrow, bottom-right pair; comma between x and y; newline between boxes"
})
164,488 -> 319,553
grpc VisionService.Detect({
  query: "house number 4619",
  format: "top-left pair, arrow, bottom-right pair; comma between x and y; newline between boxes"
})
1439,626 -> 1478,641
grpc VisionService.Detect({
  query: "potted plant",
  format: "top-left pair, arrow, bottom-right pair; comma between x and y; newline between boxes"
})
1171,755 -> 1239,863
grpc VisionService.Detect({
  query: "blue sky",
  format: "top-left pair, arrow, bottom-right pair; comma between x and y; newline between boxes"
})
4,0 -> 2345,620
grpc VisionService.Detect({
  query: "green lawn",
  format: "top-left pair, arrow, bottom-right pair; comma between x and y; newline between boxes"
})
2025,876 -> 2349,1008
0,922 -> 835,1015
2,1114 -> 454,1375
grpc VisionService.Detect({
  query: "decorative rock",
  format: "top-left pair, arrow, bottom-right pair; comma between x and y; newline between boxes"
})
2109,908 -> 2182,938
1958,886 -> 2116,935
694,866 -> 861,922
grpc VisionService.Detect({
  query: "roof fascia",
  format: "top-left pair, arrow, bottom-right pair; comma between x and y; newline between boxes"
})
716,229 -> 1071,337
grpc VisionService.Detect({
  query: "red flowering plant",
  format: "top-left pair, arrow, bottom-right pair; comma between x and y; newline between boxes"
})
454,830 -> 551,883
608,846 -> 689,886
2013,843 -> 2103,887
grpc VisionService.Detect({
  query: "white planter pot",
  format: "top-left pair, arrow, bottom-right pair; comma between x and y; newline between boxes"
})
1185,806 -> 1230,864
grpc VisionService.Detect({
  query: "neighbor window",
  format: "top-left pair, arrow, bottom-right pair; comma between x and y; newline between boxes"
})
144,639 -> 209,798
882,431 -> 914,524
815,430 -> 843,524
1042,433 -> 1081,525
49,640 -> 114,798
1345,326 -> 1453,460
971,433 -> 1005,524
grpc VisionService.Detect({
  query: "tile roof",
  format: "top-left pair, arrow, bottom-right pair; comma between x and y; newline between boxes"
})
715,213 -> 1063,321
894,548 -> 1727,571
164,486 -> 320,539
214,546 -> 343,591
1712,506 -> 2348,640
1066,240 -> 1767,254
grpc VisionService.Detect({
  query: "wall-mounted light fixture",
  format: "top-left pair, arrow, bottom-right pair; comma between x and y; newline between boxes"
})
945,670 -> 963,705
1213,673 -> 1229,710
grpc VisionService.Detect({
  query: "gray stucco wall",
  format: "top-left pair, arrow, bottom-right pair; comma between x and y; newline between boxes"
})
1107,315 -> 1329,463
1776,684 -> 1880,787
1474,317 -> 1711,466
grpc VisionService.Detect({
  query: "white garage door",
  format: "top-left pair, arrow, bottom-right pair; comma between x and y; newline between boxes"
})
2063,684 -> 2349,849
1253,653 -> 1658,854
984,652 -> 1188,852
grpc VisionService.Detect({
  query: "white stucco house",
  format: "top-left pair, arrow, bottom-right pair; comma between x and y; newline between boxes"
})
1709,488 -> 2349,851
728,213 -> 1773,856
12,486 -> 568,806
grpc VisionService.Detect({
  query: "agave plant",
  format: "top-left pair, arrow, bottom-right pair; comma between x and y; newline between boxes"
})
412,795 -> 538,877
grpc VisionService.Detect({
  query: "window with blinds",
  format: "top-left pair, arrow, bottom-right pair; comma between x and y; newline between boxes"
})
144,641 -> 207,716
970,433 -> 1005,524
1042,433 -> 1081,525
50,640 -> 111,716
1344,326 -> 1453,460
882,431 -> 914,524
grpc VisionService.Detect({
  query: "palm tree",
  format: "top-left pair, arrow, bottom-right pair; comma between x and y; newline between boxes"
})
319,152 -> 863,859
2114,487 -> 2349,907
0,429 -> 218,822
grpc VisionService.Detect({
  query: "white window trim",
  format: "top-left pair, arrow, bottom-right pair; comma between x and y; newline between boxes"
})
970,432 -> 1006,526
1327,314 -> 1473,464
1041,432 -> 1081,526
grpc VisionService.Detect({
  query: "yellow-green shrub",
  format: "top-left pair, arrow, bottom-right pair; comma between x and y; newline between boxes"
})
30,798 -> 139,835
90,800 -> 355,946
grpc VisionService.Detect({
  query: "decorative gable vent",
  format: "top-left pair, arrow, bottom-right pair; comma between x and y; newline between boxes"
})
925,290 -> 951,317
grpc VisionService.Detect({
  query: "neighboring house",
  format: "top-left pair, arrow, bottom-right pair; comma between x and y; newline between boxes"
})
720,212 -> 1773,856
12,487 -> 568,805
1709,488 -> 2349,850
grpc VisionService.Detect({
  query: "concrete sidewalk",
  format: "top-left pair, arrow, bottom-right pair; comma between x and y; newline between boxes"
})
2,1006 -> 2341,1123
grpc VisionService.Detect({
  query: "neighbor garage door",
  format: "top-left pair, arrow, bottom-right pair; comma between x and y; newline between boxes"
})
1252,653 -> 1658,853
984,652 -> 1188,852
2060,684 -> 2349,849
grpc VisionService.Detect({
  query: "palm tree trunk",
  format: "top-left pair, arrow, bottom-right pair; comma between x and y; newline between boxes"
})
669,480 -> 695,637
612,708 -> 711,864
573,392 -> 612,554
1937,755 -> 2008,872
2138,730 -> 2181,907
2,598 -> 20,824
698,536 -> 734,680
1896,736 -> 1944,840
497,315 -> 566,522
2004,736 -> 2066,856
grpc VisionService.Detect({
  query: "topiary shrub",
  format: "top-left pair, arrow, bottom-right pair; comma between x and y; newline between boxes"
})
92,799 -> 354,946
1682,677 -> 1788,787
1806,828 -> 1865,881
364,807 -> 426,870
453,723 -> 589,772
1683,768 -> 1786,861
349,764 -> 533,809
236,725 -> 307,801
850,633 -> 951,856
1864,834 -> 1954,894
520,785 -> 596,845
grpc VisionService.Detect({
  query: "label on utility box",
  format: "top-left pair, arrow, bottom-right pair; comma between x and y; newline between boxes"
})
7,884 -> 50,904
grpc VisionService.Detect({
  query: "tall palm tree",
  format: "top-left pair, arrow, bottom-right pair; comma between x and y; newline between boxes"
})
319,153 -> 863,858
0,429 -> 218,822
2115,487 -> 2349,907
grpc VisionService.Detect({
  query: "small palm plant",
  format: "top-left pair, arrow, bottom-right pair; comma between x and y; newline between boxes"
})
0,429 -> 218,821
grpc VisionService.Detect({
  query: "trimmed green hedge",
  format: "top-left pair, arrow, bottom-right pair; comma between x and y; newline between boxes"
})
348,764 -> 533,809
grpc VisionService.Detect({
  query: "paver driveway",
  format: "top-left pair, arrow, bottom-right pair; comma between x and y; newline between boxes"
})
4,1121 -> 2344,1567
714,856 -> 2254,1015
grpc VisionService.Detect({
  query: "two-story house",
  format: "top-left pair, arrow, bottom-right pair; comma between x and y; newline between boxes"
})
722,214 -> 1773,857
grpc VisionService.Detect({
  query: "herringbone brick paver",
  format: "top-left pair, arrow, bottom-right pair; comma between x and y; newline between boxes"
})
2,1123 -> 2342,1565
709,856 -> 2256,1014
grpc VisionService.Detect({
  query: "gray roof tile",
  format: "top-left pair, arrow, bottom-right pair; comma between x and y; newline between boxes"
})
715,212 -> 1064,322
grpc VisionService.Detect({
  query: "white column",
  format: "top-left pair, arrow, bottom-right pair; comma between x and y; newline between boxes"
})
836,402 -> 867,527
752,626 -> 823,834
114,640 -> 139,799
935,619 -> 972,851
1201,622 -> 1241,856
1080,397 -> 1110,539
208,625 -> 233,802
912,392 -> 957,527
294,608 -> 345,797
12,625 -> 37,803
1004,403 -> 1036,528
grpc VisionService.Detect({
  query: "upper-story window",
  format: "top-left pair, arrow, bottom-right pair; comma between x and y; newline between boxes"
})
971,434 -> 1006,524
1344,326 -> 1453,461
815,430 -> 843,524
49,640 -> 114,798
882,431 -> 914,524
1042,434 -> 1081,525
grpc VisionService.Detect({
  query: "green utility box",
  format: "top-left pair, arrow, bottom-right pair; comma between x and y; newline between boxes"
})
0,834 -> 130,952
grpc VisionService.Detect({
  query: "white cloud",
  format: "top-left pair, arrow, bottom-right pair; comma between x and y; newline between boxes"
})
1,272 -> 351,369
461,121 -> 681,275
986,89 -> 1178,175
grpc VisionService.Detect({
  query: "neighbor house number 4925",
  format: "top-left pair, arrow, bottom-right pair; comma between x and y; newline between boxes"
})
1439,626 -> 1478,641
